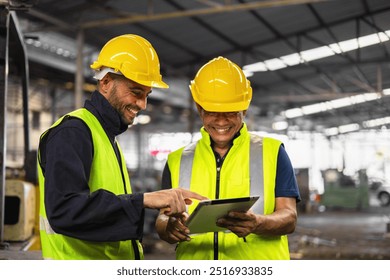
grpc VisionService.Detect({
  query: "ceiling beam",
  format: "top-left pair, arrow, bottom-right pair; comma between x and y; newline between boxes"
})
80,0 -> 330,29
27,8 -> 75,30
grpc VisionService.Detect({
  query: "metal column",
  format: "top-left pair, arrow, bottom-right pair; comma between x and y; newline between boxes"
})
0,5 -> 9,248
74,29 -> 84,109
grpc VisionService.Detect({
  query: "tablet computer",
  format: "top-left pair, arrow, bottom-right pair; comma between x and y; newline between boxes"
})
186,196 -> 260,234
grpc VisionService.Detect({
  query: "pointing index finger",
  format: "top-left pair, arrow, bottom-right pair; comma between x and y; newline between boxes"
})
180,189 -> 208,201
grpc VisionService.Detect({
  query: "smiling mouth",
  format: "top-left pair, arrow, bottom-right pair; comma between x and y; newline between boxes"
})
214,127 -> 230,133
126,107 -> 139,117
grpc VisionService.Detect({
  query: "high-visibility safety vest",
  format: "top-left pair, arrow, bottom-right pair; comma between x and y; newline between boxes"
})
167,123 -> 290,260
37,108 -> 143,260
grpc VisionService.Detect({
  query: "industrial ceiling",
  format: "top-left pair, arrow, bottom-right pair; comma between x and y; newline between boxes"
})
6,0 -> 390,134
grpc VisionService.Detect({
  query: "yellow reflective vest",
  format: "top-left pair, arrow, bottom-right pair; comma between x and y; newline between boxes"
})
37,108 -> 143,260
167,124 -> 290,259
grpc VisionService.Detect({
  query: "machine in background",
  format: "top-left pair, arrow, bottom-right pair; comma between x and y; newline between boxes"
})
320,169 -> 370,210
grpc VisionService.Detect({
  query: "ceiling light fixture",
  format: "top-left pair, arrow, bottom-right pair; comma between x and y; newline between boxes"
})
323,116 -> 390,136
272,120 -> 289,130
363,116 -> 390,128
324,123 -> 360,136
282,91 -> 385,119
243,30 -> 390,75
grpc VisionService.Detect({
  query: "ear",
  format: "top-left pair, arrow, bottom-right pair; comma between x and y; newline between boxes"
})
99,74 -> 112,95
195,103 -> 203,115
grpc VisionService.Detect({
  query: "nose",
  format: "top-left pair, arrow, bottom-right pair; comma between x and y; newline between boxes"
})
136,95 -> 148,110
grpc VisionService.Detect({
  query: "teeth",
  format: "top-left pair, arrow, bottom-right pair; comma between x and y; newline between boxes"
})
127,107 -> 138,114
216,127 -> 229,132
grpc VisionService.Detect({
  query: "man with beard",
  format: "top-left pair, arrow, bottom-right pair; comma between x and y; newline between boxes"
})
37,34 -> 206,260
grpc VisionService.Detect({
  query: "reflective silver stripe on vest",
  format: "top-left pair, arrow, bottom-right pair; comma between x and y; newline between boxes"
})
178,134 -> 264,214
249,134 -> 264,215
179,142 -> 197,189
40,216 -> 56,234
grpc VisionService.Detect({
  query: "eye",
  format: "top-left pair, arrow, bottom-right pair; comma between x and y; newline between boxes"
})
130,89 -> 143,97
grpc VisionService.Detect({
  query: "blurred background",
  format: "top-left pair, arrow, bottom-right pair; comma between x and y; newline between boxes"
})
0,0 -> 389,260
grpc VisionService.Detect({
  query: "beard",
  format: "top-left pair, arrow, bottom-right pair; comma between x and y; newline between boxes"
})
107,85 -> 139,126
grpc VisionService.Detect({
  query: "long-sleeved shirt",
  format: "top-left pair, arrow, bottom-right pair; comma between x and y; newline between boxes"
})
39,91 -> 144,242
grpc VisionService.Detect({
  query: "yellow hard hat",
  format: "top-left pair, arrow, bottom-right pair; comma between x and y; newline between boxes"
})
190,56 -> 252,112
90,34 -> 169,88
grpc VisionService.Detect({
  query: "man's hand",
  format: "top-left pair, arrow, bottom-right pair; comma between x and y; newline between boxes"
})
155,212 -> 191,244
144,188 -> 208,216
216,197 -> 298,237
216,210 -> 259,237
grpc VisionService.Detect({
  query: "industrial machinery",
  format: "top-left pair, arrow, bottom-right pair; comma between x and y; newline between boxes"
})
320,169 -> 370,210
3,179 -> 36,242
294,168 -> 310,213
1,4 -> 41,258
369,179 -> 390,207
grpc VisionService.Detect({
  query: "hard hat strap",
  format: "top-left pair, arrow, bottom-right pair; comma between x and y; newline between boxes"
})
93,67 -> 123,80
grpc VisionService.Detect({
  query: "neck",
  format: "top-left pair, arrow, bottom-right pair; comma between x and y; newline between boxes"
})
212,143 -> 230,158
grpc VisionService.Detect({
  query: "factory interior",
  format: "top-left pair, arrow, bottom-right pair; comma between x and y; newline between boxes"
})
0,0 -> 390,261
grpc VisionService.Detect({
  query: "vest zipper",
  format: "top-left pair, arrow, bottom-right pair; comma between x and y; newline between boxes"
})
214,163 -> 221,260
213,232 -> 218,260
213,148 -> 230,260
131,240 -> 141,260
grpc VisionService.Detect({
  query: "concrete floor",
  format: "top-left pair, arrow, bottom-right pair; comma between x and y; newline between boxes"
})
143,205 -> 390,260
288,207 -> 390,260
1,205 -> 389,260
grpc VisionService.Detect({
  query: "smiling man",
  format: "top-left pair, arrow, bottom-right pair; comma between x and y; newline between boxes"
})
155,56 -> 300,260
37,34 -> 206,260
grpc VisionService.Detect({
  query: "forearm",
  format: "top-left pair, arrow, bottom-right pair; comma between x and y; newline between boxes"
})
253,207 -> 297,236
46,188 -> 145,241
217,197 -> 297,237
